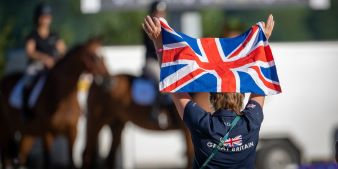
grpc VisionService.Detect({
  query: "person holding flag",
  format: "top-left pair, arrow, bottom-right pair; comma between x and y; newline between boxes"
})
143,14 -> 277,168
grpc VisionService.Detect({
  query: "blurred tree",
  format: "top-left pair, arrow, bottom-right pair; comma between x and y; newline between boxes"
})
201,9 -> 225,37
201,1 -> 338,41
202,7 -> 313,41
0,0 -> 147,76
307,0 -> 338,40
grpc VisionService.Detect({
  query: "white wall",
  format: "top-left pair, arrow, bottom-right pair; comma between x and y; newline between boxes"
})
261,42 -> 338,160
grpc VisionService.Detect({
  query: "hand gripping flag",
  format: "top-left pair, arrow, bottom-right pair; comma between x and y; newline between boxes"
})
159,18 -> 281,95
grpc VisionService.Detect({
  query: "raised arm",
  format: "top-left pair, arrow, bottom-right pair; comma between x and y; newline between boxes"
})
248,14 -> 275,108
249,94 -> 265,108
262,14 -> 275,40
142,16 -> 163,63
170,93 -> 192,119
142,16 -> 192,119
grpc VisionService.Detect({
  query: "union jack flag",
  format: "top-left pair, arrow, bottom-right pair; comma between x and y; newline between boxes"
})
159,18 -> 281,95
223,135 -> 243,148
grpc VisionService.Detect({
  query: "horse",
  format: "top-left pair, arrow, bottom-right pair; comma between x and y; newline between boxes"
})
82,73 -> 197,169
0,38 -> 107,168
0,98 -> 17,168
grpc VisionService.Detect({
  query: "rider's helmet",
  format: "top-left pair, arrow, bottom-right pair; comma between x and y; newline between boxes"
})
33,3 -> 52,25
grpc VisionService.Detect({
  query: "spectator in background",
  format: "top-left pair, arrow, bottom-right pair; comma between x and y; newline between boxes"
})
23,3 -> 66,118
142,0 -> 167,82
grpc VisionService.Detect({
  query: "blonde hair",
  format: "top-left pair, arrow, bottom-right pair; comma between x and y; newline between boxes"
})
209,93 -> 244,115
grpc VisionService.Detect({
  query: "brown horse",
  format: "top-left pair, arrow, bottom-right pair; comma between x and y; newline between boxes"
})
0,97 -> 17,167
0,38 -> 106,168
82,74 -> 196,169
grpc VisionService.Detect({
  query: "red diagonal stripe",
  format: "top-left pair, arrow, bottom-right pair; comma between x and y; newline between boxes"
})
162,47 -> 198,63
160,20 -> 173,31
199,38 -> 224,64
199,38 -> 237,92
250,66 -> 281,92
227,25 -> 259,59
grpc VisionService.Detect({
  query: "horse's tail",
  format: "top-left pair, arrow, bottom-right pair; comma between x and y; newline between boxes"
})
0,72 -> 22,98
0,72 -> 22,126
0,83 -> 20,162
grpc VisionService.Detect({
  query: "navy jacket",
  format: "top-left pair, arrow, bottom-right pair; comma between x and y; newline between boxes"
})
183,100 -> 263,169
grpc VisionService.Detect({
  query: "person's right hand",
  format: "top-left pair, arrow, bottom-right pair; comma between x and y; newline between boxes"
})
142,15 -> 162,43
261,14 -> 275,39
43,56 -> 55,69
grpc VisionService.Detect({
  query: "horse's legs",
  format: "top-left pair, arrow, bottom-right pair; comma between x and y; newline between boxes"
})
67,126 -> 77,169
42,132 -> 54,169
183,127 -> 194,169
18,135 -> 35,167
106,121 -> 125,169
82,121 -> 101,169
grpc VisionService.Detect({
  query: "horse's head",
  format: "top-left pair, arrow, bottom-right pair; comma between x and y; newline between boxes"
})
81,37 -> 110,76
80,37 -> 119,93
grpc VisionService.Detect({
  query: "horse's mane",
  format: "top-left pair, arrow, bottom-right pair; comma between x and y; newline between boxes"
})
52,44 -> 84,69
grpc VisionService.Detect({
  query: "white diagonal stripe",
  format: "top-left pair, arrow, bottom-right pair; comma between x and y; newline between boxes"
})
215,38 -> 228,62
231,60 -> 279,85
163,42 -> 188,50
161,59 -> 196,68
224,28 -> 260,62
170,72 -> 206,92
159,63 -> 200,90
196,39 -> 209,62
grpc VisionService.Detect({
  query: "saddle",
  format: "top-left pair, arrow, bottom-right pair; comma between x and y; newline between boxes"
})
131,77 -> 157,106
132,76 -> 174,129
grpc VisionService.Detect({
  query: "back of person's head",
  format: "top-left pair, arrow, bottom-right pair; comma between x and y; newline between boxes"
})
209,93 -> 244,115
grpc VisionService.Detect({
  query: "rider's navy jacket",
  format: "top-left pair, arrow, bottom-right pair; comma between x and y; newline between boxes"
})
26,30 -> 60,62
183,100 -> 263,169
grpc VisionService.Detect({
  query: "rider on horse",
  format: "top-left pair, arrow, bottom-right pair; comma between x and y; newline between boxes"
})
23,3 -> 66,118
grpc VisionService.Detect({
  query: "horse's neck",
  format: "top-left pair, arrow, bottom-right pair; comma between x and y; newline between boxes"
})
31,47 -> 87,119
46,52 -> 85,99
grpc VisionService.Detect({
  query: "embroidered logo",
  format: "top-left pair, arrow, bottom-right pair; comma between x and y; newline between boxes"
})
246,103 -> 256,109
223,135 -> 242,148
224,121 -> 231,127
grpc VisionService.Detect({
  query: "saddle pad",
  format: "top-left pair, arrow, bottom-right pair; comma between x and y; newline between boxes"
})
9,75 -> 47,109
131,78 -> 156,106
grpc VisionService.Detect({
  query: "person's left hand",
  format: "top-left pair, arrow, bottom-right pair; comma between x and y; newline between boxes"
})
142,15 -> 162,43
261,14 -> 275,39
